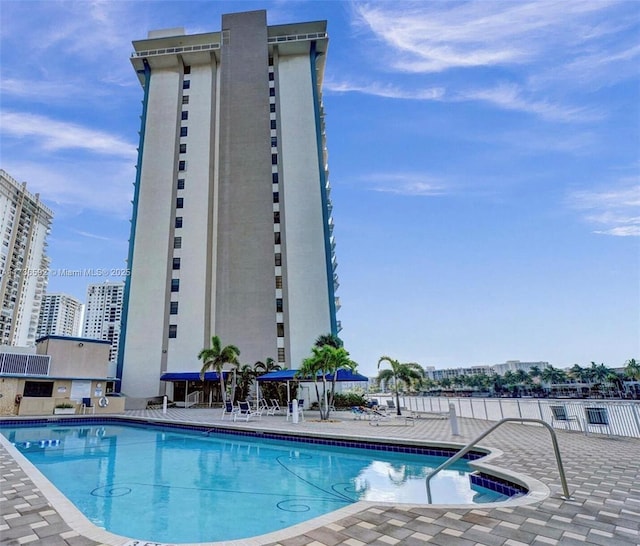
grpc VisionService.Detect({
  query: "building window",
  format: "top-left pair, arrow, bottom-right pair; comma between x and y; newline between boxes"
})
183,80 -> 190,89
277,323 -> 284,337
272,173 -> 279,184
274,232 -> 281,244
169,325 -> 177,338
273,211 -> 280,223
270,103 -> 276,113
270,120 -> 276,130
271,154 -> 277,165
277,348 -> 285,362
177,179 -> 185,190
174,236 -> 182,249
273,192 -> 279,203
170,301 -> 179,315
269,87 -> 275,97
271,136 -> 277,148
180,127 -> 188,137
175,216 -> 183,228
181,111 -> 189,121
268,56 -> 274,66
172,257 -> 181,270
275,276 -> 282,289
176,197 -> 184,208
275,253 -> 281,266
184,65 -> 191,74
276,298 -> 283,312
178,161 -> 186,171
179,143 -> 187,153
171,279 -> 180,292
182,95 -> 189,105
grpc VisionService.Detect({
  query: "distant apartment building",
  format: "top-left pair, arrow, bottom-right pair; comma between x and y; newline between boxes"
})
429,366 -> 494,382
82,281 -> 124,367
0,170 -> 53,347
426,360 -> 549,381
37,294 -> 84,338
492,360 -> 549,376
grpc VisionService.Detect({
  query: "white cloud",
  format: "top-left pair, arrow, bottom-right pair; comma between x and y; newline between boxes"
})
3,160 -> 134,219
325,79 -> 444,100
456,83 -> 602,122
364,173 -> 450,196
1,110 -> 136,159
346,1 -> 638,120
353,1 -> 629,74
569,180 -> 640,237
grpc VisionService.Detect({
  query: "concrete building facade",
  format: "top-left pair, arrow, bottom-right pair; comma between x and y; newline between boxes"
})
37,293 -> 84,338
120,10 -> 339,397
0,170 -> 53,347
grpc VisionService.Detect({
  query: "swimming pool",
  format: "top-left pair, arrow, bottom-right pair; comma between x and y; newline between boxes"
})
1,420 -> 524,543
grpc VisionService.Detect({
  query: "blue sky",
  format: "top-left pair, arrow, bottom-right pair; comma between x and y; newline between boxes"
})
1,0 -> 638,376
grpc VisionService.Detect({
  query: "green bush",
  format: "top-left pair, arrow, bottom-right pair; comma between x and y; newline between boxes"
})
332,392 -> 367,409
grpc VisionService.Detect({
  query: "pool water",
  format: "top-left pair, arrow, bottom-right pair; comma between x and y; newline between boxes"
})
2,422 -> 510,543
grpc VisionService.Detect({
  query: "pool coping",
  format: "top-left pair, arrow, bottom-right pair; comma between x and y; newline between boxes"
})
0,415 -> 550,546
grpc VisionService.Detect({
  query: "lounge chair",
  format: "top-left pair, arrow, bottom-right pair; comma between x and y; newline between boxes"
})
261,399 -> 277,416
270,399 -> 281,413
234,400 -> 262,421
221,400 -> 240,420
351,406 -> 373,420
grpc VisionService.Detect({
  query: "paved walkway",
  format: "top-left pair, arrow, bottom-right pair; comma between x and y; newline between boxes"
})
1,408 -> 639,545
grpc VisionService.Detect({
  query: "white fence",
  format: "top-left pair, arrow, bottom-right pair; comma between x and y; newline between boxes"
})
375,395 -> 640,439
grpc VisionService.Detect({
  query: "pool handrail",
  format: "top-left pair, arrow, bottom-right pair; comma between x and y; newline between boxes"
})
425,417 -> 573,503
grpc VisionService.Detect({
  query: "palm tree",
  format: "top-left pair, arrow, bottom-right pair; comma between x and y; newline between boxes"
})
254,357 -> 282,404
314,333 -> 343,348
377,356 -> 424,416
624,358 -> 640,380
298,345 -> 357,420
198,336 -> 240,404
541,365 -> 567,385
235,364 -> 256,402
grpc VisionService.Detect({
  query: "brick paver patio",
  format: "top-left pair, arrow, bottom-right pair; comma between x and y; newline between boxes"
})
1,408 -> 638,545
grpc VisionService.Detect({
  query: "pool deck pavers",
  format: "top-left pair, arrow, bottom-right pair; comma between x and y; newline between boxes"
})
1,407 -> 639,546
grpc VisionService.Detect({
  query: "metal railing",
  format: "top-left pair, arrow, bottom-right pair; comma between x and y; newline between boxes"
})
185,390 -> 202,408
377,395 -> 640,438
425,418 -> 572,504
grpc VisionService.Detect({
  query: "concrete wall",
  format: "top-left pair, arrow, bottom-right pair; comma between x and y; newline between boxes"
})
122,62 -> 181,397
278,53 -> 331,368
215,11 -> 276,365
0,377 -> 125,416
36,338 -> 110,378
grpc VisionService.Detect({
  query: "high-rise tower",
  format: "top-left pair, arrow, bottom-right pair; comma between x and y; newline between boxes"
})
120,10 -> 339,397
0,170 -> 53,347
37,293 -> 84,338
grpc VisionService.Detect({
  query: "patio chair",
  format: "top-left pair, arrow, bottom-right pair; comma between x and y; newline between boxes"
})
262,399 -> 277,416
234,400 -> 263,421
221,400 -> 240,420
270,399 -> 281,413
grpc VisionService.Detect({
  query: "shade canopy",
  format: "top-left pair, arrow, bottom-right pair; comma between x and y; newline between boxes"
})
256,369 -> 369,382
160,371 -> 229,381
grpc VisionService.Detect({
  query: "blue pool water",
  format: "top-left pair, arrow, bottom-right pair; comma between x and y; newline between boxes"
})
2,422 -> 513,543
